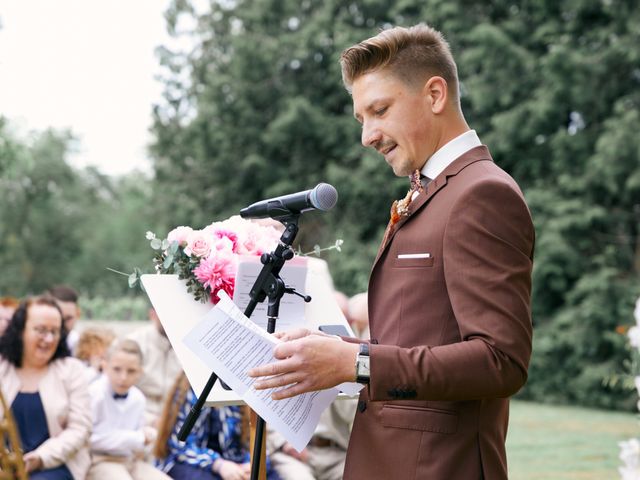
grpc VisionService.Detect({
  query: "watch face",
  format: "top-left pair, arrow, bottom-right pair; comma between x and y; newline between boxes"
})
358,355 -> 370,377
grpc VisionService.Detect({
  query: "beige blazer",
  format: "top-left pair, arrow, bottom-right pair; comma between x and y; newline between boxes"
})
0,356 -> 92,479
343,147 -> 535,479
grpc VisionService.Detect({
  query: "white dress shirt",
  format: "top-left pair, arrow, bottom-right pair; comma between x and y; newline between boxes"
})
421,130 -> 482,180
89,374 -> 146,457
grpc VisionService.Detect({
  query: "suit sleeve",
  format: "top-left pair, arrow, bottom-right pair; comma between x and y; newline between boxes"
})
368,179 -> 534,401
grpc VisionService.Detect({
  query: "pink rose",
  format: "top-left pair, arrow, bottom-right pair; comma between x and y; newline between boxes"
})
185,230 -> 212,258
167,226 -> 193,247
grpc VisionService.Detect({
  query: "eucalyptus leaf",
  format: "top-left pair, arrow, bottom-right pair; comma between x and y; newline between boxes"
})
150,238 -> 162,250
128,272 -> 139,288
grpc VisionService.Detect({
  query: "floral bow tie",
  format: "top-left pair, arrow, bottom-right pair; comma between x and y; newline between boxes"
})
390,169 -> 424,225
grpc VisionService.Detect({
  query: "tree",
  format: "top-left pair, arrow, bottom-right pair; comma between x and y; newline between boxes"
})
0,119 -> 158,299
149,0 -> 640,409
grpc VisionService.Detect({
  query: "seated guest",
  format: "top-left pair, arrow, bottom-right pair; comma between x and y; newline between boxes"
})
0,295 -> 91,480
267,427 -> 314,480
127,307 -> 182,427
75,326 -> 115,384
87,338 -> 170,480
0,296 -> 19,336
47,285 -> 82,355
154,372 -> 280,480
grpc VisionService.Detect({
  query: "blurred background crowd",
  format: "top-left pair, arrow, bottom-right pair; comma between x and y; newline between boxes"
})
0,284 -> 369,479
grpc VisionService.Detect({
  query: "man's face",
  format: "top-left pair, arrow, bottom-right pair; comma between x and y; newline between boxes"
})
57,300 -> 80,332
352,70 -> 437,177
103,350 -> 142,395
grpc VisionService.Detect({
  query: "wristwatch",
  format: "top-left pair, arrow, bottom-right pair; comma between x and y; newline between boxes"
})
355,343 -> 370,384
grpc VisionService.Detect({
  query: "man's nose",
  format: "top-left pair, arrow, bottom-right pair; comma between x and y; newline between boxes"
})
361,121 -> 381,148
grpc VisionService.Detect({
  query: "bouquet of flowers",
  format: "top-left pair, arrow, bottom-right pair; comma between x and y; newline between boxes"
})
137,216 -> 283,304
120,215 -> 344,305
619,298 -> 640,479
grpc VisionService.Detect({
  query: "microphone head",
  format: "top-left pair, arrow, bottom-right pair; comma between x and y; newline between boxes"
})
310,183 -> 338,211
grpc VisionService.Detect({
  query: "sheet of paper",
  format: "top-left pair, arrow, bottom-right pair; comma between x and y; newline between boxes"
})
233,255 -> 308,331
183,290 -> 339,452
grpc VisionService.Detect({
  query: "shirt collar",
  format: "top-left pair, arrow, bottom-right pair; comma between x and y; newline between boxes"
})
420,130 -> 482,180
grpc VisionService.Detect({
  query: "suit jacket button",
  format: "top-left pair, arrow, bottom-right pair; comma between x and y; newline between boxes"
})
358,400 -> 367,413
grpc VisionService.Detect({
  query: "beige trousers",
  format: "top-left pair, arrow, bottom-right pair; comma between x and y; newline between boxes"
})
87,454 -> 171,480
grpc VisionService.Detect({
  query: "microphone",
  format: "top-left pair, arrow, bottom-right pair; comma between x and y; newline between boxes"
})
240,183 -> 338,219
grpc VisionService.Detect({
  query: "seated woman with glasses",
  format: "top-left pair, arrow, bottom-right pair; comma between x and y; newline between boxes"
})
0,295 -> 92,480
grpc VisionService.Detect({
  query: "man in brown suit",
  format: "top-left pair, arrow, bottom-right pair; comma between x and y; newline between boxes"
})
249,24 -> 534,479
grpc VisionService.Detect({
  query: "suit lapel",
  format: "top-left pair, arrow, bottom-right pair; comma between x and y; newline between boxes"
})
372,146 -> 492,268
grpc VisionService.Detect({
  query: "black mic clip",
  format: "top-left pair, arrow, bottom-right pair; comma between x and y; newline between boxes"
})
285,286 -> 312,303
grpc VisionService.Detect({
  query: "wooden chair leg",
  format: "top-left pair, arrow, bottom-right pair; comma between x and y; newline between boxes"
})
0,388 -> 28,480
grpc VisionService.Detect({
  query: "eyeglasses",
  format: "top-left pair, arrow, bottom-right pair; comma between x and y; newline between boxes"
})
31,326 -> 61,339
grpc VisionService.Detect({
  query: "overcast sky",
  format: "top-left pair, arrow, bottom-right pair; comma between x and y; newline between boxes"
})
0,0 -> 173,176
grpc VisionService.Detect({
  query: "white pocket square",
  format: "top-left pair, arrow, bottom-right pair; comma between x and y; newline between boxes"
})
397,253 -> 431,259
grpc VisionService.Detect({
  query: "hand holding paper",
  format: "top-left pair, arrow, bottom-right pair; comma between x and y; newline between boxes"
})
248,332 -> 360,400
183,291 -> 345,451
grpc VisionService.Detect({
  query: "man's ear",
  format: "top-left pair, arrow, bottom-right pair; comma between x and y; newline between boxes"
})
423,76 -> 448,114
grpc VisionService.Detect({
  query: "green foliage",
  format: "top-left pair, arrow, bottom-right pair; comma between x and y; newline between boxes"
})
148,0 -> 640,410
79,294 -> 149,321
0,120 -> 159,298
150,0 -> 408,295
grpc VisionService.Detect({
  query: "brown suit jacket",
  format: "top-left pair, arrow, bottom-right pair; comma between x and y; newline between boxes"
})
343,146 -> 534,479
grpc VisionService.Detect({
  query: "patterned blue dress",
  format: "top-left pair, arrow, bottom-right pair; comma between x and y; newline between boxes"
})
156,388 -> 279,480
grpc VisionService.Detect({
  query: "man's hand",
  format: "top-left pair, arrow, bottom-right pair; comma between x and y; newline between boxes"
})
248,335 -> 359,400
273,327 -> 336,342
23,451 -> 43,473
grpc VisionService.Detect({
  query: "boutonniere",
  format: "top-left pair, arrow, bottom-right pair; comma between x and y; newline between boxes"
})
389,169 -> 423,225
390,190 -> 414,225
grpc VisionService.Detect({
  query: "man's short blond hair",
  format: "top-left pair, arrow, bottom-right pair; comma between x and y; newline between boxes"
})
340,24 -> 459,103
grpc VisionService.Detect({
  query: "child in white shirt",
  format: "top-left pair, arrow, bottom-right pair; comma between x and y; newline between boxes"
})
86,338 -> 170,480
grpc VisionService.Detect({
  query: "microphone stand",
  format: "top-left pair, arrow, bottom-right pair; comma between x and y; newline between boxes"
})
178,217 -> 310,480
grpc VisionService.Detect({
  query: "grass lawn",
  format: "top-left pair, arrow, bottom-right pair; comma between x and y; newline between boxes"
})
508,400 -> 638,479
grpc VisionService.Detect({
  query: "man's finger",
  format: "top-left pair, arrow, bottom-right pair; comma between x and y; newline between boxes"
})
252,371 -> 304,390
273,340 -> 299,359
271,381 -> 309,400
276,327 -> 311,342
248,355 -> 297,378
